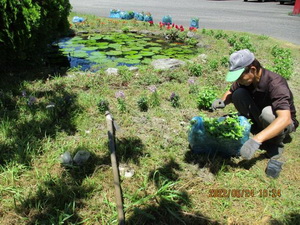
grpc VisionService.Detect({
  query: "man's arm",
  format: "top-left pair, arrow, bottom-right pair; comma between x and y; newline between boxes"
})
221,90 -> 233,105
252,110 -> 292,143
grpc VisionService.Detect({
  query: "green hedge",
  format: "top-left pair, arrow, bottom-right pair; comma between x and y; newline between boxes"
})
0,0 -> 71,69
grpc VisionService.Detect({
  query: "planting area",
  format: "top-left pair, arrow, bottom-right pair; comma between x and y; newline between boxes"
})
50,32 -> 199,71
0,13 -> 300,224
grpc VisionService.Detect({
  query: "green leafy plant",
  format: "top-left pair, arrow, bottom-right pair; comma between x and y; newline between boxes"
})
188,63 -> 203,77
270,45 -> 293,79
170,92 -> 180,108
137,96 -> 149,112
98,98 -> 109,114
208,59 -> 219,71
115,91 -> 127,112
197,88 -> 217,110
188,78 -> 198,94
201,113 -> 246,140
148,86 -> 160,107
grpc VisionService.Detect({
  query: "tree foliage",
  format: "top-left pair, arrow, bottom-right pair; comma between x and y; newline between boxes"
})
0,0 -> 71,69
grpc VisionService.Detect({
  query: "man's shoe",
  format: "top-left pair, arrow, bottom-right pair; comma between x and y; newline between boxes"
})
265,159 -> 283,178
283,134 -> 292,144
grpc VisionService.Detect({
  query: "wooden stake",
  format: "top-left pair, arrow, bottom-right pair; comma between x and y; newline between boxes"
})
105,111 -> 125,225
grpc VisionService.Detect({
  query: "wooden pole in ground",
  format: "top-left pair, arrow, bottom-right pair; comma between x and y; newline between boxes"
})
105,111 -> 125,225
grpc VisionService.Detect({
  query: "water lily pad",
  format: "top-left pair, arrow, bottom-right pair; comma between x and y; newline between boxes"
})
117,58 -> 141,65
123,50 -> 138,55
125,55 -> 143,59
73,51 -> 89,58
142,58 -> 153,64
90,52 -> 106,57
139,51 -> 155,57
90,35 -> 104,40
106,50 -> 123,56
109,43 -> 123,49
147,42 -> 161,47
81,47 -> 99,51
149,47 -> 162,52
152,55 -> 168,59
129,46 -> 144,51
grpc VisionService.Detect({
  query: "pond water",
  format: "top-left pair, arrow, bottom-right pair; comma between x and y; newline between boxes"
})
49,32 -> 199,71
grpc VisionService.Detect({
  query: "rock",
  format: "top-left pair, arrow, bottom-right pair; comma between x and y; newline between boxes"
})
151,59 -> 186,70
60,151 -> 73,165
106,68 -> 119,75
73,150 -> 90,165
119,164 -> 135,178
129,67 -> 139,72
198,54 -> 207,63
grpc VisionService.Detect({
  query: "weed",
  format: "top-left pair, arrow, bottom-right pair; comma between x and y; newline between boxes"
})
188,63 -> 203,77
137,96 -> 149,112
98,98 -> 109,114
197,87 -> 217,110
115,91 -> 127,112
169,92 -> 180,108
270,45 -> 293,79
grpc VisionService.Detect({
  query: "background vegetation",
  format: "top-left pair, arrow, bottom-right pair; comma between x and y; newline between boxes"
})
0,13 -> 299,224
0,0 -> 71,70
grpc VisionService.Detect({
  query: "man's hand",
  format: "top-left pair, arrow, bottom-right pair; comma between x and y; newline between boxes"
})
240,138 -> 261,160
211,98 -> 225,111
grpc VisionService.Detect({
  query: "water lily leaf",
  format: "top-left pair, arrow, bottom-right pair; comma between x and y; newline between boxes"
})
147,42 -> 161,47
142,58 -> 153,64
129,46 -> 144,51
149,47 -> 162,52
90,52 -> 106,57
72,51 -> 89,58
123,50 -> 138,55
109,43 -> 123,49
139,51 -> 155,57
106,50 -> 123,56
152,55 -> 168,59
125,55 -> 143,59
81,47 -> 99,51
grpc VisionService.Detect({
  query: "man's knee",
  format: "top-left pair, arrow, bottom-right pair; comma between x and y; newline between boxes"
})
232,88 -> 251,105
259,106 -> 275,125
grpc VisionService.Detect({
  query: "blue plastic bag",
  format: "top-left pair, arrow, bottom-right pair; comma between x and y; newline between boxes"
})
109,9 -> 121,18
134,12 -> 144,21
190,18 -> 199,28
144,15 -> 153,22
162,15 -> 172,25
188,116 -> 251,156
72,16 -> 85,23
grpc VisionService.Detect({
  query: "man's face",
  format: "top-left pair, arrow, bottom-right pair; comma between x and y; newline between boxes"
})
237,68 -> 255,86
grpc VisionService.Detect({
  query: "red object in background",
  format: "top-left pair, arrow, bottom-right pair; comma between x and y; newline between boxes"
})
293,0 -> 300,14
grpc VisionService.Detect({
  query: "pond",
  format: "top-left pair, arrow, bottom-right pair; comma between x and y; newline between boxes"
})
48,32 -> 200,71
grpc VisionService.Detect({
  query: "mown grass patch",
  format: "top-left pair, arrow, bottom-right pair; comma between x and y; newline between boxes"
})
0,13 -> 299,225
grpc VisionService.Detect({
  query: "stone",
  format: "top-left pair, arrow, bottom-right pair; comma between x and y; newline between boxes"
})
106,68 -> 119,75
151,59 -> 186,70
129,67 -> 139,72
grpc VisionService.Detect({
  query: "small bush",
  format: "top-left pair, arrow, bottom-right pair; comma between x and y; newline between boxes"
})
137,96 -> 149,112
197,88 -> 217,110
188,63 -> 203,77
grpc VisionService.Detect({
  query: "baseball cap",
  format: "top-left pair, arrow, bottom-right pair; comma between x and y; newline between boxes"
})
225,49 -> 255,82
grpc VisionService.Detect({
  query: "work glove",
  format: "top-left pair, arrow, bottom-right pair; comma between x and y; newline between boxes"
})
265,159 -> 283,178
211,98 -> 225,111
240,138 -> 261,160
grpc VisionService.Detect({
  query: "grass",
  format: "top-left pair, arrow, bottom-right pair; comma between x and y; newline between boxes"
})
0,12 -> 300,224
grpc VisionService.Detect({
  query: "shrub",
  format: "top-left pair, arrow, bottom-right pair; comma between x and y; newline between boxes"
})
270,45 -> 293,79
188,63 -> 203,77
197,88 -> 217,110
137,96 -> 149,112
0,0 -> 71,69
